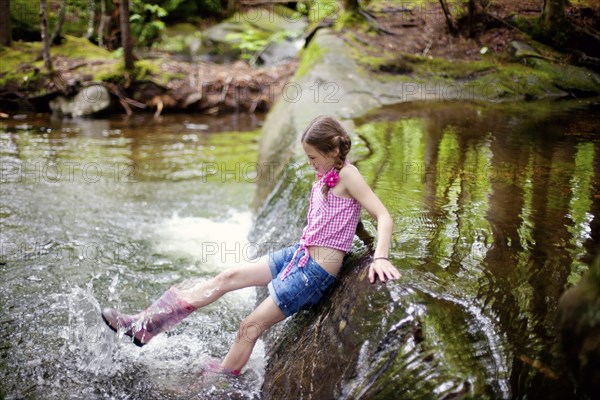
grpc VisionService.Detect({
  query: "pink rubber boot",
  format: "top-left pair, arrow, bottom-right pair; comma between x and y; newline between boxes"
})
206,357 -> 241,376
101,288 -> 196,347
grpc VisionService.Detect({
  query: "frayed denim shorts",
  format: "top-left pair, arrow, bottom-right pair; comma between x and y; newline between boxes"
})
267,243 -> 337,318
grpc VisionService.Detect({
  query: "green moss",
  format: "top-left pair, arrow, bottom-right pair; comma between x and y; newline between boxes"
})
295,39 -> 325,79
403,54 -> 497,79
0,41 -> 40,85
528,58 -> 600,93
333,9 -> 365,32
463,64 -> 553,100
53,35 -> 114,60
94,59 -> 163,84
133,59 -> 160,80
0,35 -> 117,86
163,23 -> 199,37
463,59 -> 600,101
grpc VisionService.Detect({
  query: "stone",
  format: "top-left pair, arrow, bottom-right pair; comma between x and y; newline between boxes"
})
558,255 -> 600,398
49,84 -> 111,117
256,37 -> 305,67
511,40 -> 542,59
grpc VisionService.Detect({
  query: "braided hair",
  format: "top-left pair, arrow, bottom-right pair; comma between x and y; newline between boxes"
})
301,115 -> 352,197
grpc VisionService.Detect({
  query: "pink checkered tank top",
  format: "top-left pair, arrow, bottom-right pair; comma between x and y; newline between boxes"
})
280,163 -> 362,280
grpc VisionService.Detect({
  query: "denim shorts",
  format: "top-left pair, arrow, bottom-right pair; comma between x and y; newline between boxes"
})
267,243 -> 337,317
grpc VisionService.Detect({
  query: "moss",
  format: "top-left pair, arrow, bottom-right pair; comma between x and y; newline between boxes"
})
51,35 -> 113,60
333,9 -> 365,32
462,59 -> 600,101
163,23 -> 199,37
403,54 -> 497,79
133,59 -> 160,80
0,41 -> 40,85
94,59 -> 163,85
527,58 -> 600,93
295,39 -> 325,79
0,35 -> 116,87
463,64 -> 555,100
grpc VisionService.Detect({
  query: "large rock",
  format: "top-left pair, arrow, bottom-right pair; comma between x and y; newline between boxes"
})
49,84 -> 111,117
558,252 -> 600,398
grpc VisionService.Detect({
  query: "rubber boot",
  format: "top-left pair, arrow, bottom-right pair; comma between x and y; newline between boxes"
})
101,288 -> 196,347
206,357 -> 241,376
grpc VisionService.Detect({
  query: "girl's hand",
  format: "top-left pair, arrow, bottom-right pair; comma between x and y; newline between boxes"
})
369,258 -> 401,283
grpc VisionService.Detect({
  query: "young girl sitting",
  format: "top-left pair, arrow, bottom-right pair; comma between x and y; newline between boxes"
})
101,115 -> 401,375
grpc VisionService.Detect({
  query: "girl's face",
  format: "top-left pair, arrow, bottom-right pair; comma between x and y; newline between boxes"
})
302,142 -> 338,176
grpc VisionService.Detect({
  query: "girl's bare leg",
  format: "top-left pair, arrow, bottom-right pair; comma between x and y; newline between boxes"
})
221,296 -> 285,371
172,255 -> 272,308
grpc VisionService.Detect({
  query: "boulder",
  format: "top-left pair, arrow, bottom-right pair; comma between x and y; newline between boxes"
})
558,252 -> 600,398
511,40 -> 542,59
49,84 -> 111,117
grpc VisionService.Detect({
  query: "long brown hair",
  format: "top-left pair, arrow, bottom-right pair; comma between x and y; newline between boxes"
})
301,115 -> 351,197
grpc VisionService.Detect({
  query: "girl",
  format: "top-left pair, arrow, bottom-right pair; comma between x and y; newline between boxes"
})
101,115 -> 401,375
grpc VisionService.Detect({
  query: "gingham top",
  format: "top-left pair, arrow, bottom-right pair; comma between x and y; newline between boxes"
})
280,164 -> 362,280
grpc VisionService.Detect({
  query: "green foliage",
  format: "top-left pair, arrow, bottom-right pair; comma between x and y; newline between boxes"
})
130,1 -> 168,47
128,0 -> 224,47
225,29 -> 268,60
152,0 -> 222,22
10,0 -> 91,40
153,31 -> 203,53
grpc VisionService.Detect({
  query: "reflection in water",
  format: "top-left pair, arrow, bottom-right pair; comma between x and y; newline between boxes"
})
352,101 -> 599,399
0,113 -> 265,399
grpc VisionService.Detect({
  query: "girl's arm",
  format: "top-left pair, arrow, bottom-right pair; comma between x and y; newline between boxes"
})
341,167 -> 402,283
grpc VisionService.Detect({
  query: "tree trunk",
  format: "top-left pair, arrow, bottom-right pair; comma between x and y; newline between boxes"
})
40,0 -> 53,71
85,0 -> 95,39
468,0 -> 476,38
119,0 -> 134,71
98,0 -> 107,47
226,0 -> 236,16
438,0 -> 457,34
50,0 -> 67,45
0,0 -> 11,47
541,0 -> 567,34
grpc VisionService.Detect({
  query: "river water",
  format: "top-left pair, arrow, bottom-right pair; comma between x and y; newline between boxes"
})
345,100 -> 600,399
1,101 -> 599,399
1,113 -> 266,399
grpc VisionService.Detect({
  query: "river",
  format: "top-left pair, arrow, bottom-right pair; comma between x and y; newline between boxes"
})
1,100 -> 599,399
1,113 -> 266,399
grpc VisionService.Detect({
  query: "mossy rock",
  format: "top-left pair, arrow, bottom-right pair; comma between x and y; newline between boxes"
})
558,252 -> 600,398
0,35 -> 116,87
